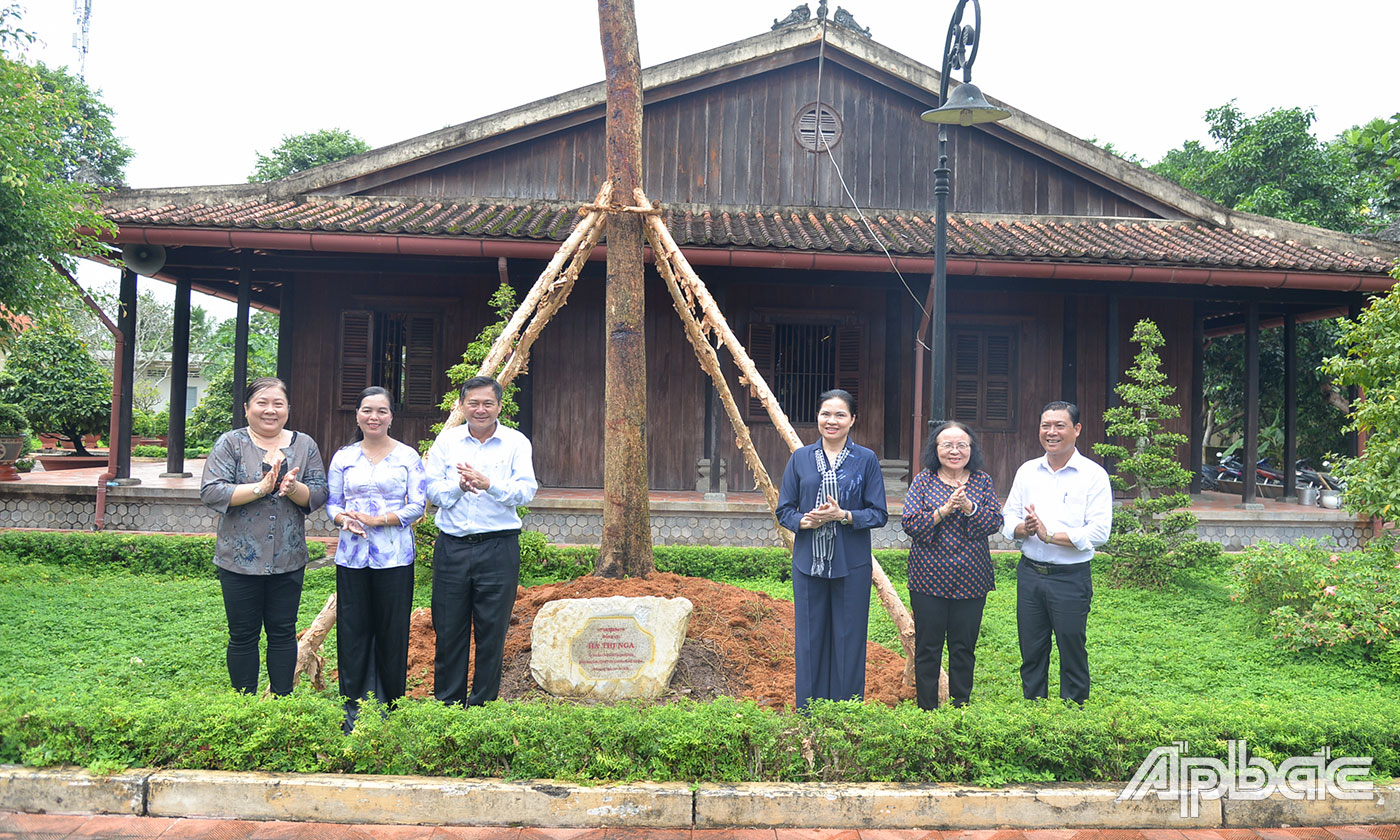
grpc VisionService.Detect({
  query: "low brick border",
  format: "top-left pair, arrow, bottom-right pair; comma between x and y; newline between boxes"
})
3,767 -> 1398,829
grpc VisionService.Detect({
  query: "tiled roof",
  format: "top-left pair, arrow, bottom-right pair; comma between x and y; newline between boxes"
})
105,198 -> 1396,274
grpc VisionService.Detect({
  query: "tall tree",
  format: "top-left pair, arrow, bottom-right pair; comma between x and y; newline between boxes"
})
595,0 -> 654,578
0,6 -> 130,340
0,317 -> 111,455
1342,113 -> 1400,233
1152,101 -> 1369,234
248,128 -> 370,181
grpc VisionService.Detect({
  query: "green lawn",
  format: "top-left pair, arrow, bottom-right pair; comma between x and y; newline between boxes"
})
0,548 -> 1395,782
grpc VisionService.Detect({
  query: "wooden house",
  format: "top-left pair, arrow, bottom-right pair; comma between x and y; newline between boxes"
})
99,18 -> 1399,498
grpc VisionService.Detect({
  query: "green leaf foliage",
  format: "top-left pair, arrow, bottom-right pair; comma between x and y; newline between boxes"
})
0,317 -> 110,454
248,128 -> 370,182
1322,268 -> 1400,521
1,535 -> 1398,783
1342,112 -> 1400,230
1094,319 -> 1221,587
0,7 -> 129,340
1152,101 -> 1372,234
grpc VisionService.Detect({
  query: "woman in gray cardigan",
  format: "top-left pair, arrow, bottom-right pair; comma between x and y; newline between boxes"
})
200,376 -> 329,695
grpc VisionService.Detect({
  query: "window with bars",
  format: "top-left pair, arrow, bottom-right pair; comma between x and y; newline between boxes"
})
747,320 -> 863,423
338,309 -> 441,412
949,326 -> 1017,430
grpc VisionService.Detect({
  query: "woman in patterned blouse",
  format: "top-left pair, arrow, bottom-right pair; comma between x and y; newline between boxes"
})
200,377 -> 329,696
326,386 -> 427,730
901,421 -> 1003,709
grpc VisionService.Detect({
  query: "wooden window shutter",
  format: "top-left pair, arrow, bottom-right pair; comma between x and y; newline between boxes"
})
338,310 -> 374,410
401,314 -> 440,410
949,326 -> 1017,430
746,323 -> 776,420
834,325 -> 864,409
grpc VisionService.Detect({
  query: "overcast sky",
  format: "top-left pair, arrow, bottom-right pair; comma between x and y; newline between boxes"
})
18,0 -> 1400,313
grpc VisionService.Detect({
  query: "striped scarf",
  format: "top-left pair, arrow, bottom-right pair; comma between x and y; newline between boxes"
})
811,443 -> 849,578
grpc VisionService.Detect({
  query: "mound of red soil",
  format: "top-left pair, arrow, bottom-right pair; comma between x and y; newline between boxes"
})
403,572 -> 915,709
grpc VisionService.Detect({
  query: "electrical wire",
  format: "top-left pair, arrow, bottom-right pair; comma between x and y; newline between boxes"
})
811,20 -> 933,350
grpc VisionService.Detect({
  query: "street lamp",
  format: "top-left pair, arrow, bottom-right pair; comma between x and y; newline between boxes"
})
919,0 -> 1010,427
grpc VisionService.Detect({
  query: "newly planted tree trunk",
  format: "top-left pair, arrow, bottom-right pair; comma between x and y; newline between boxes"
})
595,0 -> 654,578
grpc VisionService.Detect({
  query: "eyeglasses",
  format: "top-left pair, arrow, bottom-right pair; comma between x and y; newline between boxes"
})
937,442 -> 971,453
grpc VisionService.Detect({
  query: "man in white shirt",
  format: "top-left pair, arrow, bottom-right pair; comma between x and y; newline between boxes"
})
1000,400 -> 1112,704
425,376 -> 538,706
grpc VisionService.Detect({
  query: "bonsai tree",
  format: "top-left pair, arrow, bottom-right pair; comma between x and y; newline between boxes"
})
0,319 -> 111,455
1094,319 -> 1222,587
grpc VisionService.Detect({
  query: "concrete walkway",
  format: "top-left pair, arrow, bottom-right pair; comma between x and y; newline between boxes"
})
3,813 -> 1398,839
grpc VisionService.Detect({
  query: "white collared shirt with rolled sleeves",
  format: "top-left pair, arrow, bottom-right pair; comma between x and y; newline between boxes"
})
425,423 -> 538,538
1000,448 -> 1113,564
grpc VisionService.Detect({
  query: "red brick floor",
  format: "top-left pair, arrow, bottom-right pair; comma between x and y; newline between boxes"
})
2,817 -> 1397,840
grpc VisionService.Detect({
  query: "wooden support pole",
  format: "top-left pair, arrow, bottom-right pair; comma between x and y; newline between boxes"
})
280,594 -> 337,695
595,0 -> 653,578
498,214 -> 609,386
645,221 -> 792,550
640,191 -> 926,691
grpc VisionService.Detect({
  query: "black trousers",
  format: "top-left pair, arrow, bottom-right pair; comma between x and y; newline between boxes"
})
431,531 -> 520,706
217,566 -> 304,696
910,590 -> 986,709
1016,557 -> 1092,703
336,563 -> 414,706
792,564 -> 872,710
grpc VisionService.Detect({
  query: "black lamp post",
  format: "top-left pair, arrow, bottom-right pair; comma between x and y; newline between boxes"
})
920,0 -> 1010,426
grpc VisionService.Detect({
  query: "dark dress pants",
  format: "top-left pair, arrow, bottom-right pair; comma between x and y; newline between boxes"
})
1016,558 -> 1092,703
793,563 -> 872,710
336,563 -> 414,707
432,532 -> 520,706
218,566 -> 305,696
910,590 -> 986,709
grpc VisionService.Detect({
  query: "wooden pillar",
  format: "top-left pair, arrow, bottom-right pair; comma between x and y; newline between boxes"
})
883,288 -> 901,460
162,275 -> 192,478
277,279 -> 294,391
1242,301 -> 1260,506
232,264 -> 251,429
595,0 -> 654,579
1347,295 -> 1363,458
115,269 -> 137,480
705,281 -> 727,496
1103,294 -> 1119,476
1189,300 -> 1205,494
1061,294 -> 1077,403
1282,312 -> 1298,501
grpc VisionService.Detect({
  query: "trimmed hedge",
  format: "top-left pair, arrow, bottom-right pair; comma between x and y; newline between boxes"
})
2,689 -> 1397,784
523,545 -> 911,583
0,530 -> 326,577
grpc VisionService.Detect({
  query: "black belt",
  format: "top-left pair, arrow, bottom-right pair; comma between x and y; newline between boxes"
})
1020,556 -> 1089,575
444,529 -> 520,544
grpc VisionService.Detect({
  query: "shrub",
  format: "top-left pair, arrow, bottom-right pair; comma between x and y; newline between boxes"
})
0,531 -> 325,577
130,445 -> 210,459
1094,319 -> 1222,587
1232,535 -> 1400,665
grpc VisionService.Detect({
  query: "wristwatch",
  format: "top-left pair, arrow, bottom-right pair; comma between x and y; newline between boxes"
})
843,511 -> 853,525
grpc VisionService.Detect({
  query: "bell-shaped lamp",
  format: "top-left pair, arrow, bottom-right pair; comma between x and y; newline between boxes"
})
920,82 -> 1011,127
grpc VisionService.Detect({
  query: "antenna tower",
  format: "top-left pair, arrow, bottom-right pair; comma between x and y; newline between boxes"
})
71,0 -> 91,79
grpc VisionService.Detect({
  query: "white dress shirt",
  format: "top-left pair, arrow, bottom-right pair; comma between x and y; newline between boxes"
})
424,422 -> 537,537
1000,448 -> 1112,564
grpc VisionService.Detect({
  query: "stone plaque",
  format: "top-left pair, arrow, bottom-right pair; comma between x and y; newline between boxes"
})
570,616 -> 655,679
531,596 -> 692,701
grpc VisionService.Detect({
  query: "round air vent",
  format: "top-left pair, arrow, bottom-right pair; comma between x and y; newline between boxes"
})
794,103 -> 842,153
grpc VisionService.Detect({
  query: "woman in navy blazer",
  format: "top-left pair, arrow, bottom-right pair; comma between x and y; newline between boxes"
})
776,389 -> 888,710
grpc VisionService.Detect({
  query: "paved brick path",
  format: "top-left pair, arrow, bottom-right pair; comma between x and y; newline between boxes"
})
3,816 -> 1399,840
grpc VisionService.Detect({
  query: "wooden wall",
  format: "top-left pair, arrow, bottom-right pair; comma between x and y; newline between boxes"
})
283,263 -> 1199,498
285,269 -> 496,464
366,61 -> 1156,219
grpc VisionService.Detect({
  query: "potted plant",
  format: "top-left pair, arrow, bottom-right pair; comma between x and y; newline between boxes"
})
0,400 -> 30,481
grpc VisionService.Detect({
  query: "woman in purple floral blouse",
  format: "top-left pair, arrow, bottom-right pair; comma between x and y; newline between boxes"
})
901,420 -> 1003,709
326,386 -> 427,729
